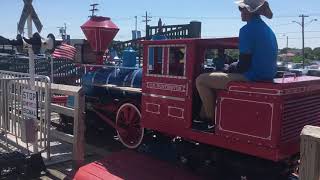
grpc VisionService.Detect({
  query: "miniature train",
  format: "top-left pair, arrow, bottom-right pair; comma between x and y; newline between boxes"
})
78,37 -> 320,179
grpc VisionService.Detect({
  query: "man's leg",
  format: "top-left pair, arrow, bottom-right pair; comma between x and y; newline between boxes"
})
196,72 -> 247,121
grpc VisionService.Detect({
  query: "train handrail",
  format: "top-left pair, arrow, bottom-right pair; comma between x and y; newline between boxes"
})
92,83 -> 141,93
282,72 -> 297,83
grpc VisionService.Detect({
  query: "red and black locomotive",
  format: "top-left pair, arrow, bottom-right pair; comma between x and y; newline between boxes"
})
80,37 -> 320,179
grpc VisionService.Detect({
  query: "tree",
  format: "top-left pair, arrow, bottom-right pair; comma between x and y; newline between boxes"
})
313,47 -> 320,60
292,55 -> 303,63
225,49 -> 239,60
205,49 -> 215,59
280,48 -> 290,54
304,47 -> 314,60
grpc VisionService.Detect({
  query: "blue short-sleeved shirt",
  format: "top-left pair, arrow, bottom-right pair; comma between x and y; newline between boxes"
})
239,15 -> 278,81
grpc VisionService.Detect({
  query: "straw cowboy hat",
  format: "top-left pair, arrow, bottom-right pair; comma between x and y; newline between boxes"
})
235,0 -> 273,19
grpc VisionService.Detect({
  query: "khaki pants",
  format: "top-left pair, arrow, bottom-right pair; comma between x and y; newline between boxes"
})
196,72 -> 248,120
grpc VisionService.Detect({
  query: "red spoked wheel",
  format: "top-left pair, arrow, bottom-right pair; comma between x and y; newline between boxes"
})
116,103 -> 144,149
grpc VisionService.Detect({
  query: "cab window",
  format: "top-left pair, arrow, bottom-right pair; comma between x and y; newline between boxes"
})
148,47 -> 164,75
168,47 -> 186,77
204,49 -> 239,72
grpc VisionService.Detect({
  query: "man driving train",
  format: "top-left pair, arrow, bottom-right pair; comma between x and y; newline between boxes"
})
195,0 -> 278,130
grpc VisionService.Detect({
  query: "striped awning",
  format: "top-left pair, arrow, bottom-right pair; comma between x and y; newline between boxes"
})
52,43 -> 76,60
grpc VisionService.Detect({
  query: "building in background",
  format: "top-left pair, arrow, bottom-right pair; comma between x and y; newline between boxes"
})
132,30 -> 141,40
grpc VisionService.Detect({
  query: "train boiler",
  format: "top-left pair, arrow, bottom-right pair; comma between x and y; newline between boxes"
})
82,48 -> 142,97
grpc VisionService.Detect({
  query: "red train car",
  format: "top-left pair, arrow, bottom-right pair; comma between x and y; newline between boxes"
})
87,37 -> 320,179
138,38 -> 320,161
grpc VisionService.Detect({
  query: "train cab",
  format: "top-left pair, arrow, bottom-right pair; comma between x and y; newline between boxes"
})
141,38 -> 320,162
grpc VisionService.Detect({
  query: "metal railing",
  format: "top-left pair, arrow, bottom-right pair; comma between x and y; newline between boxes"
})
0,70 -> 51,158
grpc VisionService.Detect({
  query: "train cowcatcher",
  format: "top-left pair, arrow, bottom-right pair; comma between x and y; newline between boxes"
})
76,37 -> 320,179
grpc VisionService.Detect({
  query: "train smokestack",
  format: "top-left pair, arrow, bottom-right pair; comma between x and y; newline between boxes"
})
81,16 -> 119,65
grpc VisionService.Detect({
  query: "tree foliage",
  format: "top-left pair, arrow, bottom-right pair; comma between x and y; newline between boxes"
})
304,47 -> 314,60
279,47 -> 320,63
291,55 -> 303,63
313,47 -> 320,60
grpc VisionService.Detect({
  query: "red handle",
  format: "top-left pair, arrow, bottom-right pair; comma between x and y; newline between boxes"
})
282,72 -> 297,83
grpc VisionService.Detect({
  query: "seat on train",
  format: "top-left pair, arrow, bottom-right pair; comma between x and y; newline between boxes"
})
223,80 -> 276,94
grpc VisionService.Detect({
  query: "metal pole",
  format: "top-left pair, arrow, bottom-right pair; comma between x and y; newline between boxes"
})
50,56 -> 54,83
299,14 -> 309,68
27,16 -> 35,88
142,11 -> 151,39
301,15 -> 305,68
27,15 -> 38,153
286,36 -> 289,49
145,12 -> 148,37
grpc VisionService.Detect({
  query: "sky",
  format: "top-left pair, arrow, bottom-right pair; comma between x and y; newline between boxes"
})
0,0 -> 320,49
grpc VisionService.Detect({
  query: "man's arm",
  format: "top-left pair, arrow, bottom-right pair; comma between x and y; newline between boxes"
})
237,26 -> 253,73
236,53 -> 252,73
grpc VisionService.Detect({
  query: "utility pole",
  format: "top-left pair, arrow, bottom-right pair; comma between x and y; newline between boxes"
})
293,15 -> 317,68
57,23 -> 67,40
300,14 -> 308,68
142,11 -> 152,38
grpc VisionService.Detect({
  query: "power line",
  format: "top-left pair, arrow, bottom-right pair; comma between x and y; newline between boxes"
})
152,16 -> 238,20
272,22 -> 295,27
112,17 -> 132,21
277,31 -> 320,35
148,15 -> 312,20
104,12 -> 320,21
278,37 -> 320,39
107,14 -> 320,24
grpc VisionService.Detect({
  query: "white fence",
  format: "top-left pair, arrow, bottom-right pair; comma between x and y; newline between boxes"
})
0,70 -> 86,170
0,70 -> 51,158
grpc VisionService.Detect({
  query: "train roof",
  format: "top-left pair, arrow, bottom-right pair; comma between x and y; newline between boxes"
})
141,37 -> 239,49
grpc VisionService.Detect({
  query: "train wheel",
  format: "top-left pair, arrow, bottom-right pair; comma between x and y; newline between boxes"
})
116,103 -> 144,149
